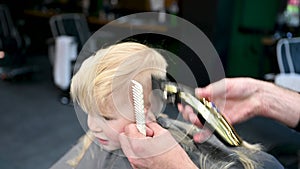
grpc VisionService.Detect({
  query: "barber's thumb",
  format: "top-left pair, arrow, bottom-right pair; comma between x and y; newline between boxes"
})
123,123 -> 144,137
119,133 -> 136,158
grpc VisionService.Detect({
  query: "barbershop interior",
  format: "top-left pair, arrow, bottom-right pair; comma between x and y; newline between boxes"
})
1,0 -> 300,169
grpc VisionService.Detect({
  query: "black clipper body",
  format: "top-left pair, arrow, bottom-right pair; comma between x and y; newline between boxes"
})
152,76 -> 242,147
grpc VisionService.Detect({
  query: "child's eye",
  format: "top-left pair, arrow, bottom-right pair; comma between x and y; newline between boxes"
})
103,116 -> 114,121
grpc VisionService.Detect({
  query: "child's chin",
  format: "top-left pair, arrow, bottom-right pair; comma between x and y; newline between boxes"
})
102,145 -> 120,152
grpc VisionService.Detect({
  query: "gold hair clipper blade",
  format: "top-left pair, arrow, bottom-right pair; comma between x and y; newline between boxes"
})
131,80 -> 146,136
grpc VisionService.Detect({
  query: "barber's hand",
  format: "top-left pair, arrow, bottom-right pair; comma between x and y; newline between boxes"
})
179,78 -> 263,125
194,78 -> 263,124
119,122 -> 198,169
178,78 -> 264,142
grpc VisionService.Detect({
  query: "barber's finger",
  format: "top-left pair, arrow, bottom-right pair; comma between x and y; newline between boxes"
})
193,127 -> 213,143
188,110 -> 202,127
178,104 -> 183,112
178,104 -> 202,127
119,131 -> 153,159
124,123 -> 155,138
178,104 -> 191,121
122,122 -> 178,158
195,86 -> 212,100
123,123 -> 145,138
146,122 -> 167,135
196,79 -> 227,102
119,133 -> 136,157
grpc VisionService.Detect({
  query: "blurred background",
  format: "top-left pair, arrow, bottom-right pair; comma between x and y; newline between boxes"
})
0,0 -> 300,168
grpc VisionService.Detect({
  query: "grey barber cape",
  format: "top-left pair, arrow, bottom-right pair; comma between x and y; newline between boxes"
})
50,117 -> 284,169
50,141 -> 131,169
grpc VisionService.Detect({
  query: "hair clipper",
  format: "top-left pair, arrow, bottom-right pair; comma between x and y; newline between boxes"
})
152,76 -> 242,147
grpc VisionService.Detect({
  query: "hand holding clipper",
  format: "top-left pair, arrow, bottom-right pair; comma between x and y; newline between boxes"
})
152,76 -> 242,147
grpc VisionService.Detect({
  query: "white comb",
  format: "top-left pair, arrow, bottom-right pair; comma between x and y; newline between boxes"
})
131,80 -> 146,136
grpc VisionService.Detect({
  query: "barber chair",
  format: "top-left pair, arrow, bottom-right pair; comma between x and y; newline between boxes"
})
0,4 -> 33,80
275,37 -> 300,92
48,13 -> 91,104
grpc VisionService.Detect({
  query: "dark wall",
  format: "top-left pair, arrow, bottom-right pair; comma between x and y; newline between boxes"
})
179,0 -> 232,79
179,0 -> 218,41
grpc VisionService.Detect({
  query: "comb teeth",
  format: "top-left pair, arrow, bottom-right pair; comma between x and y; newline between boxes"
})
131,80 -> 146,136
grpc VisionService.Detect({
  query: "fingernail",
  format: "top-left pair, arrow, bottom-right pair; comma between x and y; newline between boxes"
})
177,104 -> 183,112
193,135 -> 200,143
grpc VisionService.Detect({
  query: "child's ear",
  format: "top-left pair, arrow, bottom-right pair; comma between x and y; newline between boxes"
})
147,89 -> 166,116
144,108 -> 156,123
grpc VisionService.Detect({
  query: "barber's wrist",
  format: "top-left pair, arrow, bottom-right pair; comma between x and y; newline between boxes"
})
254,79 -> 270,118
259,80 -> 282,118
180,156 -> 198,169
260,81 -> 300,127
173,145 -> 198,169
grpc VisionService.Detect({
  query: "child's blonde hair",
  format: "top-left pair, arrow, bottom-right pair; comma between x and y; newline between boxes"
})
71,42 -> 167,116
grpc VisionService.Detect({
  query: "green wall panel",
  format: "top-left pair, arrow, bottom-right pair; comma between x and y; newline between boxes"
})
227,0 -> 280,78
